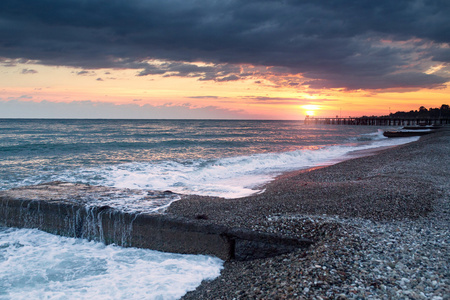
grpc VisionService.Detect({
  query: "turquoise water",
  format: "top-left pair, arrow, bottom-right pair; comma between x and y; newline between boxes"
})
0,119 -> 411,198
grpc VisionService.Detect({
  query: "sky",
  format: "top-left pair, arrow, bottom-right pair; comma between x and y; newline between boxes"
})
0,0 -> 449,120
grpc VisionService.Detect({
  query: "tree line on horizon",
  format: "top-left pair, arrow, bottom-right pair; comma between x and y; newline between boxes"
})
362,104 -> 450,119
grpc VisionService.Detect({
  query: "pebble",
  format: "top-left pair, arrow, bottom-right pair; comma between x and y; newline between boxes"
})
180,130 -> 450,299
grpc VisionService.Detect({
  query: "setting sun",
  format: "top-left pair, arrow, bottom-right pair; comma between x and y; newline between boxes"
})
302,105 -> 320,117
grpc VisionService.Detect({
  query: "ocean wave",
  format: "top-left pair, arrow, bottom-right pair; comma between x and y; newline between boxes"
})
55,135 -> 419,199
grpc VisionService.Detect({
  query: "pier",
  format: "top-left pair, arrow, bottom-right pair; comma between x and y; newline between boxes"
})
304,116 -> 450,126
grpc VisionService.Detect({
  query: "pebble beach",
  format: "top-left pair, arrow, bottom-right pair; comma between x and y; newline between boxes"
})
169,129 -> 450,299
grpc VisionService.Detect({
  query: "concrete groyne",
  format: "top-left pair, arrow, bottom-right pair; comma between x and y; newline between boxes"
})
0,182 -> 312,260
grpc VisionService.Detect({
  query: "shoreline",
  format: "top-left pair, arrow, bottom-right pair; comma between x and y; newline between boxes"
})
171,129 -> 449,299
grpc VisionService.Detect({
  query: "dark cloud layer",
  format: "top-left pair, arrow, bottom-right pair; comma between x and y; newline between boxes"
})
242,96 -> 336,105
21,68 -> 37,74
1,0 -> 449,89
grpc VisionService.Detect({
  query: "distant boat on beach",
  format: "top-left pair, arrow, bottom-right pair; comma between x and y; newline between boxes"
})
383,126 -> 438,138
402,125 -> 442,130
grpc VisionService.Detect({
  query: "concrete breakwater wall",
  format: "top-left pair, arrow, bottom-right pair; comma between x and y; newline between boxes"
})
0,182 -> 312,260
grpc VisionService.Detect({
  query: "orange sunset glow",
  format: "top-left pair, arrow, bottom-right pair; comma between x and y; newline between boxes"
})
2,61 -> 448,120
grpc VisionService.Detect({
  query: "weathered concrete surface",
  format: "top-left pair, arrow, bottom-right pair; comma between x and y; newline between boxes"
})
0,182 -> 312,260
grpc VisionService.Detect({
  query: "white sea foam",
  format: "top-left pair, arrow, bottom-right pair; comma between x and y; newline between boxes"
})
84,190 -> 181,214
60,135 -> 419,199
0,227 -> 223,300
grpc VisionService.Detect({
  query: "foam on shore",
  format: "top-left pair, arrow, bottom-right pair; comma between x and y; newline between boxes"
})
0,227 -> 223,299
43,135 -> 418,199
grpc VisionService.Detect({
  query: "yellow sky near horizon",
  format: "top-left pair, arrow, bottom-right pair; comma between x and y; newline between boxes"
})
1,62 -> 448,120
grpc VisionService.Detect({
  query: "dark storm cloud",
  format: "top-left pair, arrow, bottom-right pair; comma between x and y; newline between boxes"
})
188,96 -> 220,99
215,75 -> 240,82
137,61 -> 241,80
242,96 -> 336,105
245,96 -> 300,102
21,68 -> 37,74
76,70 -> 92,76
431,47 -> 450,63
0,0 -> 449,89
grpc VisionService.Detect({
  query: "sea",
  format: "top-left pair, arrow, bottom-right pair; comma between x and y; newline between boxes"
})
0,119 -> 418,299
